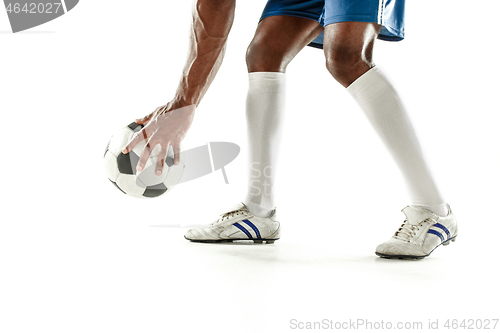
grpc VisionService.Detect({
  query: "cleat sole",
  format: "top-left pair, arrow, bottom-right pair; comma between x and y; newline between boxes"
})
185,236 -> 279,244
444,236 -> 457,246
375,235 -> 457,260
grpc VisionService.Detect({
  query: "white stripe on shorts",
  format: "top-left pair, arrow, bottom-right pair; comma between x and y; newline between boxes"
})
378,0 -> 385,25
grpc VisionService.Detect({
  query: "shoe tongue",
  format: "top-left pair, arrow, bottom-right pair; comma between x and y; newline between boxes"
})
402,206 -> 435,225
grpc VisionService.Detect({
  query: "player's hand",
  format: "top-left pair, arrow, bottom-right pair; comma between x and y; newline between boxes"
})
122,103 -> 196,175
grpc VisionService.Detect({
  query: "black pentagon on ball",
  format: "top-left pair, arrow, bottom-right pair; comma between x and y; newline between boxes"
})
143,183 -> 168,197
128,122 -> 144,132
117,151 -> 140,175
166,155 -> 174,167
109,179 -> 126,194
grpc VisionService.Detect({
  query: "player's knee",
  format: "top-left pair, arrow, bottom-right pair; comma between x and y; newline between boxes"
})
325,44 -> 371,86
246,41 -> 287,73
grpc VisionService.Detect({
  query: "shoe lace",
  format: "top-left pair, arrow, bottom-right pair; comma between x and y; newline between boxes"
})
210,208 -> 249,226
394,217 -> 436,242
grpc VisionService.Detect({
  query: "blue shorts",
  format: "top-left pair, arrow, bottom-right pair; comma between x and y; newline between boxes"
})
260,0 -> 405,49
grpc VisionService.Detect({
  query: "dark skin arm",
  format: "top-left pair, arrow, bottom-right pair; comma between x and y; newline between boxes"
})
123,0 -> 236,174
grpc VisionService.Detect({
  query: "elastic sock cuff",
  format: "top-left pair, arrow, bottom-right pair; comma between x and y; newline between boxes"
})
248,72 -> 286,93
346,66 -> 391,97
248,71 -> 286,80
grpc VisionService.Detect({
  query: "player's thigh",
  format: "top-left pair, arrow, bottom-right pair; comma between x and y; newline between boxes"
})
247,15 -> 323,73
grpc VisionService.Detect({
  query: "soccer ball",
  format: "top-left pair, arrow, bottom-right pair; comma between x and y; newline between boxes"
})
104,122 -> 185,198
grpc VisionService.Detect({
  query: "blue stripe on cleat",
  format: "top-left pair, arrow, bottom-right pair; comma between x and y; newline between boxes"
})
427,229 -> 445,242
242,220 -> 261,239
233,222 -> 253,239
432,223 -> 450,239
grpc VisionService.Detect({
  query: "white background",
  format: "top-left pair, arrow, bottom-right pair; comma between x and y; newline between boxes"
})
1,1 -> 499,332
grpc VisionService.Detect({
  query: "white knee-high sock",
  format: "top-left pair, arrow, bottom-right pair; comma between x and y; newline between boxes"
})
347,66 -> 449,216
244,72 -> 286,218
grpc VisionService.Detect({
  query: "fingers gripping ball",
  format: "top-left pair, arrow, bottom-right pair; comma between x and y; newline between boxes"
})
104,122 -> 185,198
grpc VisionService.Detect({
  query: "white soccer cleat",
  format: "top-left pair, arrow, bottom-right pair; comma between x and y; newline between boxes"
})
184,203 -> 280,243
375,205 -> 458,259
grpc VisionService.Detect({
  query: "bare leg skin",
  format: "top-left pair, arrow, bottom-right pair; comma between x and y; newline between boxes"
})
247,15 -> 323,73
323,22 -> 380,87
